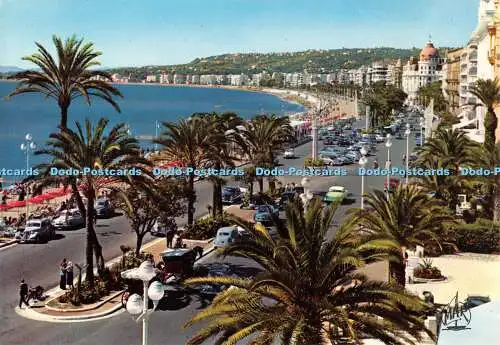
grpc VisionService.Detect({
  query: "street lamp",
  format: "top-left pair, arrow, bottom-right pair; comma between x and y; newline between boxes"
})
311,110 -> 318,159
121,261 -> 165,345
359,147 -> 368,209
419,117 -> 424,145
154,121 -> 160,152
20,134 -> 36,218
404,124 -> 411,184
385,134 -> 393,200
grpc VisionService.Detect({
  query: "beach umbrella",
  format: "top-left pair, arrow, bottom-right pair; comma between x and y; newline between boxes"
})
28,194 -> 53,204
8,200 -> 27,208
0,204 -> 12,211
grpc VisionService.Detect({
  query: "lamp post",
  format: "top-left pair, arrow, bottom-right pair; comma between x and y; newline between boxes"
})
311,110 -> 318,159
359,147 -> 368,209
121,261 -> 165,345
419,117 -> 424,145
405,123 -> 411,184
154,121 -> 160,152
20,134 -> 36,218
385,134 -> 393,200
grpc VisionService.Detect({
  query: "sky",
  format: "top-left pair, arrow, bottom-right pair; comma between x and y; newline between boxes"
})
0,0 -> 480,68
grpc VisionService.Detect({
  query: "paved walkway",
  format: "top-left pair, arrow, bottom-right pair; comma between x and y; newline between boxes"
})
406,253 -> 500,304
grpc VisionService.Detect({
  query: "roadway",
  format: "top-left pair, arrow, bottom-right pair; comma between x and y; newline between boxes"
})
0,119 -> 416,345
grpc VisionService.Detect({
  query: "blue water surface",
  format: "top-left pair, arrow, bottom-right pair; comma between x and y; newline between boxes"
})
0,81 -> 303,176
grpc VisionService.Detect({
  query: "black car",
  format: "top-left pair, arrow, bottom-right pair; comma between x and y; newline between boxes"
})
222,187 -> 242,204
323,138 -> 337,146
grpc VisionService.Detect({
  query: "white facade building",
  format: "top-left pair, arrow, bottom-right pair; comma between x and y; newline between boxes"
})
145,74 -> 157,83
402,40 -> 445,106
453,0 -> 496,143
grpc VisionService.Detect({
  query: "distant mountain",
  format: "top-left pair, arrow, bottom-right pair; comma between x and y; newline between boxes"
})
0,66 -> 24,73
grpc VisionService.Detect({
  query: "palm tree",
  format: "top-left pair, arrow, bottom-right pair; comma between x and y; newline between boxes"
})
355,185 -> 456,286
195,112 -> 243,217
415,128 -> 478,208
154,117 -> 216,225
184,198 -> 434,345
469,78 -> 500,150
6,35 -> 124,246
36,118 -> 149,285
6,35 -> 122,129
236,115 -> 294,193
471,143 -> 500,221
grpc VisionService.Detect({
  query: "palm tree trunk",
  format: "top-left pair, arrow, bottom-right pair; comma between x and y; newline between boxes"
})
390,259 -> 406,286
494,181 -> 500,222
258,178 -> 264,193
216,180 -> 223,218
212,182 -> 218,217
485,109 -> 498,151
135,232 -> 145,256
85,194 -> 95,286
187,174 -> 195,226
60,105 -> 69,129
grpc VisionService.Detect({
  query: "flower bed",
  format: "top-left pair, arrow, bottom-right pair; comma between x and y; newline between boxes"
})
414,266 -> 443,280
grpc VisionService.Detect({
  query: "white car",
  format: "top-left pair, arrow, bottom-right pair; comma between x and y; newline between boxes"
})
283,148 -> 295,158
52,209 -> 85,230
320,155 -> 340,166
375,134 -> 385,143
151,219 -> 176,237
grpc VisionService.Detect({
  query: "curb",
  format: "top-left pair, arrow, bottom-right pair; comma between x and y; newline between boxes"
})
0,239 -> 18,249
44,289 -> 125,313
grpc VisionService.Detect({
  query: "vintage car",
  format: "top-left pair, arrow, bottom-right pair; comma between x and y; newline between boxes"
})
19,218 -> 55,243
323,186 -> 348,204
52,209 -> 85,230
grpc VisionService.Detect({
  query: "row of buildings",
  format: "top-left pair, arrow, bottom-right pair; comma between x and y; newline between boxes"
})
441,0 -> 498,143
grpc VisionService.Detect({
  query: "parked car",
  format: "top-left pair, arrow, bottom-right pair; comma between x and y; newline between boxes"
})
19,218 -> 55,243
254,204 -> 279,223
384,177 -> 401,193
214,226 -> 242,248
323,138 -> 337,146
52,208 -> 85,230
222,186 -> 242,204
337,156 -> 354,165
283,148 -> 295,159
323,186 -> 348,204
320,154 -> 341,166
374,134 -> 384,143
344,150 -> 361,161
94,198 -> 114,218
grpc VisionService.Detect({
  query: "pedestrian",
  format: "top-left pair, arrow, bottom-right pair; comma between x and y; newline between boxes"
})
19,279 -> 29,308
59,258 -> 67,290
385,160 -> 392,169
166,229 -> 175,248
373,158 -> 379,169
66,260 -> 74,288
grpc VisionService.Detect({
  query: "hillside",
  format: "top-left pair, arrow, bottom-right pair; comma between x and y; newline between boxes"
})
109,47 -> 431,79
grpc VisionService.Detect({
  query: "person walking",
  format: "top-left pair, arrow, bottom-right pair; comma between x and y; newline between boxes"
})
66,260 -> 74,288
19,279 -> 29,308
373,158 -> 379,169
166,229 -> 175,248
59,258 -> 67,290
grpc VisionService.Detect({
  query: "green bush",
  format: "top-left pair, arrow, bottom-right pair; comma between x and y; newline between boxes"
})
184,216 -> 231,240
304,157 -> 324,167
454,219 -> 500,254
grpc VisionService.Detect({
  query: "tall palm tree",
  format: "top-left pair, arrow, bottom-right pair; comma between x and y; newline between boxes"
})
36,118 -> 149,285
469,78 -> 500,150
184,198 -> 434,345
471,143 -> 500,221
236,115 -> 294,192
354,185 -> 456,286
194,112 -> 243,217
154,117 -> 215,225
6,35 -> 122,129
415,128 -> 478,207
6,35 -> 124,254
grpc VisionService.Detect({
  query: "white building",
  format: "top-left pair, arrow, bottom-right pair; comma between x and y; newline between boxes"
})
159,74 -> 173,84
190,75 -> 200,84
200,75 -> 218,85
453,0 -> 496,143
402,40 -> 445,106
230,74 -> 250,86
145,74 -> 157,83
370,62 -> 389,84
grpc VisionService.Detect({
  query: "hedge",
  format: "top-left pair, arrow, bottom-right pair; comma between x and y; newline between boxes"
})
454,219 -> 500,254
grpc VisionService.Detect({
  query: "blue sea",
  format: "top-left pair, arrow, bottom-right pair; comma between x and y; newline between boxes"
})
0,81 -> 303,179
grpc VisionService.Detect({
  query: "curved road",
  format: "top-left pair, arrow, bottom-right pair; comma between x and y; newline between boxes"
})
0,121 -> 416,345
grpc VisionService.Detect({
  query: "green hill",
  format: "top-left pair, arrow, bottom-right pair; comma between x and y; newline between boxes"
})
109,47 -> 439,80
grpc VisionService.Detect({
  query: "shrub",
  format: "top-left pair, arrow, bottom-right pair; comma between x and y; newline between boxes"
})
304,157 -> 324,167
414,259 -> 443,279
184,216 -> 231,240
453,219 -> 500,254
